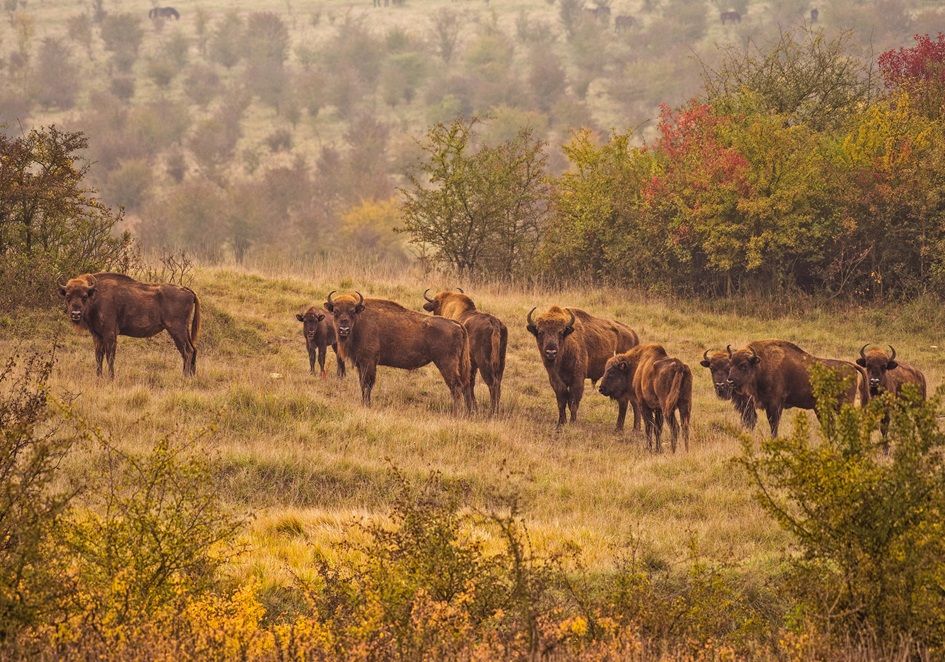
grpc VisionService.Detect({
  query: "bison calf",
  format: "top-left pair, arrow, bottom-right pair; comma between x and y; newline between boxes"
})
324,291 -> 471,413
296,306 -> 345,378
856,344 -> 926,447
526,305 -> 639,429
700,349 -> 757,430
600,344 -> 692,452
422,288 -> 507,414
59,272 -> 200,378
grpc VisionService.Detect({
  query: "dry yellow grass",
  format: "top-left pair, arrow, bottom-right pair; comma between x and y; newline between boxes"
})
4,258 -> 943,591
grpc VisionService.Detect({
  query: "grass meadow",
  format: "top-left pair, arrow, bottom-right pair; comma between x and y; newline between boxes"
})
4,259 -> 943,598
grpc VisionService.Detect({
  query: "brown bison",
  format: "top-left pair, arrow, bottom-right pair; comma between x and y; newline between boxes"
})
324,291 -> 471,413
700,349 -> 757,430
856,344 -> 927,445
422,288 -> 507,414
600,344 -> 692,452
59,272 -> 200,378
295,306 -> 345,378
720,9 -> 741,23
526,306 -> 640,428
725,340 -> 867,437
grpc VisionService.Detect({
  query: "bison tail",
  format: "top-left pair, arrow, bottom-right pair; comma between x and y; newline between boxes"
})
188,288 -> 201,344
492,320 -> 507,380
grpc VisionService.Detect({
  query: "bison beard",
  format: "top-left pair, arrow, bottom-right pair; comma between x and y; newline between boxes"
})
325,291 -> 472,413
423,289 -> 508,415
59,272 -> 200,378
296,306 -> 345,379
527,305 -> 640,428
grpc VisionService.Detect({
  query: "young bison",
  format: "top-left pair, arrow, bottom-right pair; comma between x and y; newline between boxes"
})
526,306 -> 640,428
700,349 -> 757,430
295,306 -> 345,378
422,288 -> 507,414
600,344 -> 692,452
856,344 -> 926,447
59,272 -> 200,378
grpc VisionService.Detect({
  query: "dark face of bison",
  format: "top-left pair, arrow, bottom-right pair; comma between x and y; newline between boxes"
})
700,350 -> 734,400
296,310 -> 325,340
526,307 -> 575,366
726,346 -> 760,393
422,288 -> 441,314
59,280 -> 96,324
856,344 -> 898,396
599,356 -> 630,398
324,291 -> 364,340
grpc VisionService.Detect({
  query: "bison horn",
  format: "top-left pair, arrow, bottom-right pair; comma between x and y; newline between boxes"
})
565,309 -> 576,331
327,290 -> 336,306
888,345 -> 896,362
726,344 -> 733,356
859,343 -> 870,360
526,307 -> 537,327
455,287 -> 464,293
355,291 -> 364,306
423,288 -> 434,303
703,349 -> 710,362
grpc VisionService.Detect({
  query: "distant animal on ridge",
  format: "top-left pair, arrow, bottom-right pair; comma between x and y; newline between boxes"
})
526,305 -> 639,428
719,9 -> 741,24
423,288 -> 507,415
700,349 -> 757,430
324,291 -> 472,413
599,343 -> 692,452
614,14 -> 636,32
810,7 -> 819,22
148,6 -> 180,20
855,344 -> 926,447
59,272 -> 199,378
296,306 -> 345,379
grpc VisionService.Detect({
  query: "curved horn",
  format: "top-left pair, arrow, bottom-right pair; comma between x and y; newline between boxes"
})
355,291 -> 364,306
888,345 -> 896,362
526,307 -> 537,327
859,343 -> 870,360
423,288 -> 434,303
455,287 -> 464,293
726,344 -> 733,356
565,309 -> 576,331
327,290 -> 336,306
703,349 -> 710,362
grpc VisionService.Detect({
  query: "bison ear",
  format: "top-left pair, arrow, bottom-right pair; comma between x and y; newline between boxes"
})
316,313 -> 325,322
749,354 -> 761,365
855,357 -> 866,367
87,286 -> 96,298
354,303 -> 365,314
619,361 -> 629,372
58,285 -> 67,297
324,301 -> 334,312
562,326 -> 574,338
699,359 -> 711,368
887,360 -> 898,370
526,324 -> 538,337
296,313 -> 305,322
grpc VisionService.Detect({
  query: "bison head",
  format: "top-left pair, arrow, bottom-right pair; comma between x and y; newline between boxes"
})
856,344 -> 898,396
700,349 -> 735,400
296,307 -> 325,340
527,306 -> 575,366
599,354 -> 631,399
323,291 -> 364,340
58,276 -> 97,325
725,344 -> 760,394
422,288 -> 466,314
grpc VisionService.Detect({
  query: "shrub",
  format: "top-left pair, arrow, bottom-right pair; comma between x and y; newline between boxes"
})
183,63 -> 221,106
100,13 -> 143,72
31,38 -> 80,109
263,128 -> 293,153
101,158 -> 154,211
65,13 -> 93,59
208,10 -> 245,69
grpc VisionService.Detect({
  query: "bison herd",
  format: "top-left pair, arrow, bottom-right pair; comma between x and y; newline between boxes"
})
59,272 -> 927,453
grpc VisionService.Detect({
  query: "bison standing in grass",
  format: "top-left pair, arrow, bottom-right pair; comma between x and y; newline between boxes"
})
296,306 -> 345,378
599,344 -> 692,452
324,291 -> 471,413
59,272 -> 200,378
700,349 -> 757,430
422,288 -> 507,414
856,344 -> 926,447
526,306 -> 639,428
725,340 -> 867,437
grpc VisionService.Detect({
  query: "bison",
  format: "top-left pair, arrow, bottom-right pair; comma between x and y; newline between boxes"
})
600,344 -> 692,452
526,305 -> 640,428
725,340 -> 867,437
614,14 -> 636,33
700,349 -> 757,430
324,291 -> 471,413
422,288 -> 507,414
296,306 -> 345,378
720,9 -> 741,23
59,272 -> 200,378
148,6 -> 180,19
856,344 -> 927,446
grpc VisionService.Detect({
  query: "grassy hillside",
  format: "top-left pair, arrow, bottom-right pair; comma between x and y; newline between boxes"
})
6,259 -> 944,593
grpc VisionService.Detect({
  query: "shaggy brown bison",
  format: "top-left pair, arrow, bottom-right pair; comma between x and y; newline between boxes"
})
725,340 -> 866,437
856,344 -> 927,446
600,344 -> 692,452
296,306 -> 345,379
423,288 -> 507,414
148,6 -> 180,19
59,273 -> 200,378
700,349 -> 757,430
526,306 -> 639,428
324,291 -> 471,413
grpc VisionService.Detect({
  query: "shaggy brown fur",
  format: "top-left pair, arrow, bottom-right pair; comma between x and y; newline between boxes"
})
59,272 -> 200,378
726,339 -> 867,437
324,292 -> 472,413
527,305 -> 640,428
423,289 -> 507,414
296,306 -> 345,378
700,350 -> 757,430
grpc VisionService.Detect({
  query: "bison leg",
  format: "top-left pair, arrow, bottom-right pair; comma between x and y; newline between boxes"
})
317,343 -> 328,379
467,362 -> 479,413
568,381 -> 584,423
765,406 -> 782,438
433,356 -> 469,415
168,326 -> 196,377
357,362 -> 376,406
104,336 -> 118,380
666,410 -> 680,453
615,398 -> 628,432
332,344 -> 346,378
631,400 -> 641,431
642,407 -> 656,450
93,335 -> 105,378
308,345 -> 316,374
678,399 -> 692,452
555,389 -> 568,427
